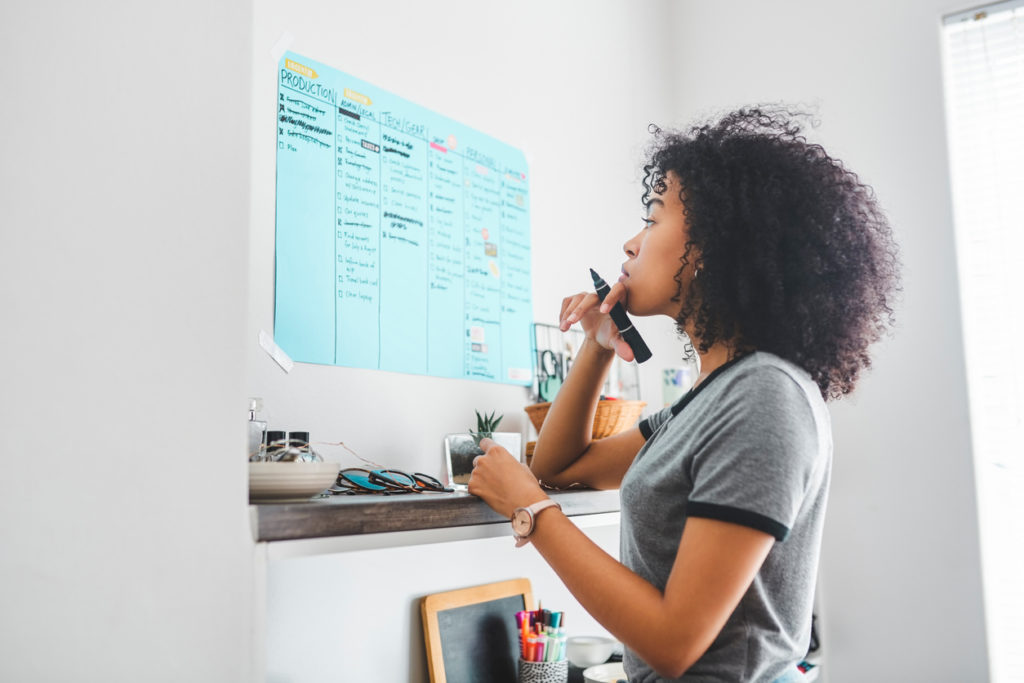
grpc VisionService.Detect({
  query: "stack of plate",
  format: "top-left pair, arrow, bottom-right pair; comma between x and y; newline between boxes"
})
566,636 -> 617,668
248,461 -> 340,502
582,662 -> 626,683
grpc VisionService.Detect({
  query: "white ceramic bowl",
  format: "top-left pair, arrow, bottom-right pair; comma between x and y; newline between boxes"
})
248,461 -> 340,501
583,661 -> 627,683
566,635 -> 617,668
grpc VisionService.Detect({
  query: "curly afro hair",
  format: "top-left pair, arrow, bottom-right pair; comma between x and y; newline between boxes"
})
642,106 -> 901,400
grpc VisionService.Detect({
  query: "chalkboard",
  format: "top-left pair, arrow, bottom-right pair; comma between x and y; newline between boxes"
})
422,578 -> 534,683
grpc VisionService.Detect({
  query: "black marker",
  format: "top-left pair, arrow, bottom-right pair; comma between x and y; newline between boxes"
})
590,268 -> 652,363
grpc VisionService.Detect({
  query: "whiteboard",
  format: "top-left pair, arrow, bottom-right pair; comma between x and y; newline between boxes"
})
274,52 -> 533,385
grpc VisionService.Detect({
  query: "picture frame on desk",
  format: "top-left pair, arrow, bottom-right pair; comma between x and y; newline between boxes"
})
444,432 -> 522,490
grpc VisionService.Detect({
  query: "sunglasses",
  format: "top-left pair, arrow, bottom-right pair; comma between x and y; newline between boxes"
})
331,468 -> 454,495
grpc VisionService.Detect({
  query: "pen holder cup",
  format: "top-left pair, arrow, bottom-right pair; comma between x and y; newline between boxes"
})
518,658 -> 568,683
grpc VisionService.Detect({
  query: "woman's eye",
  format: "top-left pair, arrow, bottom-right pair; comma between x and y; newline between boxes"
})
641,217 -> 655,228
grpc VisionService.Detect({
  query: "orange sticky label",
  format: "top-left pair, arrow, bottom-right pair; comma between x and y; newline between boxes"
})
285,59 -> 318,79
344,88 -> 372,106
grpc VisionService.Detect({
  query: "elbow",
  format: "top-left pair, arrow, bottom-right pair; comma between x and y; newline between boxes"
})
649,656 -> 693,680
529,440 -> 594,487
527,447 -> 570,484
527,458 -> 554,482
528,460 -> 579,489
529,463 -> 569,489
527,457 -> 552,480
638,640 -> 703,680
631,609 -> 716,678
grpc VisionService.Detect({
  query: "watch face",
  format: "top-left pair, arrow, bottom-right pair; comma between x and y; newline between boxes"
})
512,509 -> 533,536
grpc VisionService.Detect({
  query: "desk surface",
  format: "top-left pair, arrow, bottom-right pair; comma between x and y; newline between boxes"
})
251,488 -> 621,542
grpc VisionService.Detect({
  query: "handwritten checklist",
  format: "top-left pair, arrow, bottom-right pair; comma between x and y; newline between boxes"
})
274,52 -> 533,385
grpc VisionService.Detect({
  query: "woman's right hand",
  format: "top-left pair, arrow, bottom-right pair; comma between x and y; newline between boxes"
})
559,284 -> 636,362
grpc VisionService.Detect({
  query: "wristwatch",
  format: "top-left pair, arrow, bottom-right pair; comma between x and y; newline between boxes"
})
511,499 -> 562,547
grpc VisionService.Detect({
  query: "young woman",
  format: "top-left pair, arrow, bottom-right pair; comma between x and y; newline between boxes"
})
468,107 -> 900,682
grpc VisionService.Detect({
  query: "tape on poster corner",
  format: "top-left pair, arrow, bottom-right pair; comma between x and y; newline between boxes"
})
270,32 -> 294,63
259,330 -> 294,373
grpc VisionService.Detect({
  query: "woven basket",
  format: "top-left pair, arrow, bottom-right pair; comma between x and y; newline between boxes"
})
524,399 -> 646,440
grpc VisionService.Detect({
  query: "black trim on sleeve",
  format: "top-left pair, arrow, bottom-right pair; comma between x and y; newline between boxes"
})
686,501 -> 791,541
638,418 -> 654,440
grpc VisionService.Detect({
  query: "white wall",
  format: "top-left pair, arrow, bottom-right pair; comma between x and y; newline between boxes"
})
248,1 -> 677,680
247,0 -> 681,468
0,2 -> 255,681
265,524 -> 621,683
1,1 -> 991,681
664,1 -> 988,680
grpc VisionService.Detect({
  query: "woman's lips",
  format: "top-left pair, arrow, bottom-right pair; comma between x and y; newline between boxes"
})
618,272 -> 629,283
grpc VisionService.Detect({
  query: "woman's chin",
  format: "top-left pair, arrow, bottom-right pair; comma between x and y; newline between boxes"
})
625,303 -> 651,318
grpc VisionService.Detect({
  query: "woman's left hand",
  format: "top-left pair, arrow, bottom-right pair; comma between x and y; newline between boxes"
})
468,437 -> 549,518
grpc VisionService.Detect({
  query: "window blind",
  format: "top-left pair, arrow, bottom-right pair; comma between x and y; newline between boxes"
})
942,2 -> 1024,680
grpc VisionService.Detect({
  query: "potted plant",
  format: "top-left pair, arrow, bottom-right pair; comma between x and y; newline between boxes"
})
445,410 -> 522,488
470,410 -> 503,445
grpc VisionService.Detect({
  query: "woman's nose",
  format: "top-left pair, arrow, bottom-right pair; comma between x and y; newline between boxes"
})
623,231 -> 640,258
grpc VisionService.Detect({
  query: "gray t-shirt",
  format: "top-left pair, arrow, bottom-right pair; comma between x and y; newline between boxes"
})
620,352 -> 832,682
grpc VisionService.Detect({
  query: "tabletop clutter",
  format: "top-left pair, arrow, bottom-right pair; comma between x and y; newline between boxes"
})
516,606 -> 570,683
517,606 -> 567,663
515,607 -> 625,683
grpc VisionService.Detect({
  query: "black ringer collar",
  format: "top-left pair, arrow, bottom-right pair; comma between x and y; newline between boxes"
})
639,353 -> 752,440
669,353 -> 751,417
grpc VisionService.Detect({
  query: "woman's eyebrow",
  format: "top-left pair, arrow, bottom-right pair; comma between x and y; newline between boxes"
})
644,198 -> 665,213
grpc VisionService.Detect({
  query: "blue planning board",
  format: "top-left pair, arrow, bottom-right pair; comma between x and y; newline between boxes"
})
274,52 -> 533,385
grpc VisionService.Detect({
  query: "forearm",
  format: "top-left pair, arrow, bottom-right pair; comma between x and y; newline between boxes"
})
529,512 -> 708,677
469,434 -> 766,677
530,338 -> 615,481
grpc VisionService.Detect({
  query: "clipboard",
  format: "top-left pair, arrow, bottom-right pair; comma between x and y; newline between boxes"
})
421,578 -> 535,683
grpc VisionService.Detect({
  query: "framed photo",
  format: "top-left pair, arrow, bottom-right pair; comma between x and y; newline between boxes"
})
444,432 -> 523,489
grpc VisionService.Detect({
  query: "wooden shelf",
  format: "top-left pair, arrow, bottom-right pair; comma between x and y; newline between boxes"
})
251,488 -> 621,543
